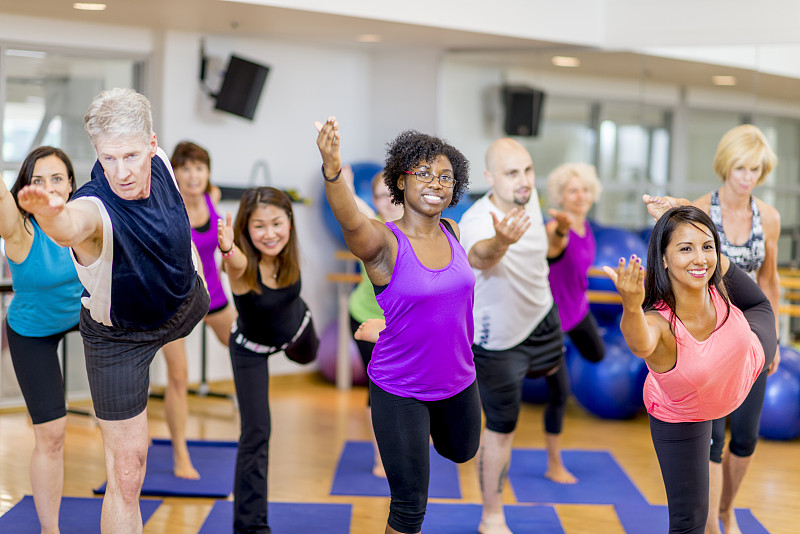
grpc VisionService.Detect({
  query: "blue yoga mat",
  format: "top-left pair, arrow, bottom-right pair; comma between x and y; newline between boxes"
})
330,440 -> 461,498
198,500 -> 352,534
615,503 -> 770,534
94,438 -> 237,497
0,496 -> 161,533
508,449 -> 649,505
423,503 -> 564,533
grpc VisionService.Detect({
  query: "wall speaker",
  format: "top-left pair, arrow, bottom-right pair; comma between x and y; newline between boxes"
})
501,85 -> 545,137
214,55 -> 270,120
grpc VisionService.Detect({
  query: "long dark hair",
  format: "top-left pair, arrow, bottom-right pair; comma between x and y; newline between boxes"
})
233,187 -> 299,293
10,146 -> 76,229
643,206 -> 730,334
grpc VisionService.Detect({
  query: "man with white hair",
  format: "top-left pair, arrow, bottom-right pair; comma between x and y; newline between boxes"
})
19,88 -> 208,534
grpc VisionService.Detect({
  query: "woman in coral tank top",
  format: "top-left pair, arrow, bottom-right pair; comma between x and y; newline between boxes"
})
603,206 -> 775,534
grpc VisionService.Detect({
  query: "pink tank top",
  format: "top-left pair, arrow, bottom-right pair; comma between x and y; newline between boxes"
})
370,221 -> 476,401
644,287 -> 765,423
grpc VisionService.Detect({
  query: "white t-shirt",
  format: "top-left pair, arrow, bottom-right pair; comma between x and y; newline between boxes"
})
459,190 -> 553,351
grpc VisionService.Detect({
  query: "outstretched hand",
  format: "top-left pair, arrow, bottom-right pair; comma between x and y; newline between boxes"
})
491,207 -> 530,246
547,208 -> 573,235
314,116 -> 342,180
642,194 -> 683,222
602,254 -> 646,309
218,211 -> 234,252
17,185 -> 66,219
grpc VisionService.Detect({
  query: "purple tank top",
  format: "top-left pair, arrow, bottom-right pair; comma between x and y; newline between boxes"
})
548,221 -> 595,332
370,221 -> 476,401
191,193 -> 228,311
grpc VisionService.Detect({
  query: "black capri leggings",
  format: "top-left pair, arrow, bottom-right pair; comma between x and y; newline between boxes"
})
649,415 -> 712,534
709,263 -> 778,463
349,315 -> 375,405
369,380 -> 481,533
566,311 -> 605,363
6,320 -> 78,425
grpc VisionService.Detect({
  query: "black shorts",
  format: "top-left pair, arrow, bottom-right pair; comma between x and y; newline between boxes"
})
6,320 -> 79,425
473,305 -> 564,433
81,276 -> 209,421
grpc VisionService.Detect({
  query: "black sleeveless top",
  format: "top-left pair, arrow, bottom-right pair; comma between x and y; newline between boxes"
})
232,272 -> 307,346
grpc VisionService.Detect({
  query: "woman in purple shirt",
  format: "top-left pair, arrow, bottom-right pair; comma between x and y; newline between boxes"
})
546,163 -> 605,363
315,117 -> 480,534
160,141 -> 236,479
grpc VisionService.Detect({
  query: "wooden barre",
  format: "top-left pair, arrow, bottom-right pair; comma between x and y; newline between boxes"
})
326,273 -> 362,284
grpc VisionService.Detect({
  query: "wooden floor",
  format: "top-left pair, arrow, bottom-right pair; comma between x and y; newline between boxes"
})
0,372 -> 798,533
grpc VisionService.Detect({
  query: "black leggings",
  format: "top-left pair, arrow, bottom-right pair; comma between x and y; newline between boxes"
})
566,311 -> 605,363
543,361 -> 570,434
349,315 -> 375,405
709,263 -> 778,463
649,415 -> 712,534
370,380 -> 481,533
6,320 -> 78,425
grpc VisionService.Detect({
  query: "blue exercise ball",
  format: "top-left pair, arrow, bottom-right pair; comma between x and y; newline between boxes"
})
758,367 -> 800,440
778,344 -> 800,377
321,161 -> 383,245
589,225 -> 648,326
569,331 -> 647,419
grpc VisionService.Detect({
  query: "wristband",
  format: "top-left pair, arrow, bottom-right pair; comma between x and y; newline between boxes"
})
322,164 -> 341,183
219,244 -> 235,258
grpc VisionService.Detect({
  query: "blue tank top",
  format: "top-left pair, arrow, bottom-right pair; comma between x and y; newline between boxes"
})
370,221 -> 476,401
709,190 -> 765,277
73,153 -> 195,330
7,219 -> 82,336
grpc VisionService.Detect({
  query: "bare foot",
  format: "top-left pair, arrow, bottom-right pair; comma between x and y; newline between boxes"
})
545,464 -> 578,484
720,508 -> 741,534
372,461 -> 386,478
478,513 -> 513,534
354,319 -> 386,344
173,455 -> 200,480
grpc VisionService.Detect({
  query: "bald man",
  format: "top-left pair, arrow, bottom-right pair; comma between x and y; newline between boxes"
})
459,138 -> 574,534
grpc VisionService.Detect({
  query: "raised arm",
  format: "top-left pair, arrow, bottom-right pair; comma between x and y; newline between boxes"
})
757,203 -> 781,335
17,185 -> 102,258
603,255 -> 663,359
0,176 -> 29,261
545,209 -> 572,259
467,207 -> 530,270
218,211 -> 247,282
314,117 -> 391,264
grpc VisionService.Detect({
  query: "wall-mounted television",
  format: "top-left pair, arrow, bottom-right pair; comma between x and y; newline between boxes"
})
214,55 -> 269,120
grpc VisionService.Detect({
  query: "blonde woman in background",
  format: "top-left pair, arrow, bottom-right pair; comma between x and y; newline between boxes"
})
546,162 -> 605,364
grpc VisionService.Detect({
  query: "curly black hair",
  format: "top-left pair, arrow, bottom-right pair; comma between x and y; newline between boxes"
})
382,130 -> 470,208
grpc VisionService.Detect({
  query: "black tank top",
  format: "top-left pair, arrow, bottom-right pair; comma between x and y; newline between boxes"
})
233,272 -> 307,346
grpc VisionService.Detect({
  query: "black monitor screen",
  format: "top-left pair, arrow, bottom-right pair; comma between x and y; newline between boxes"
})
214,55 -> 269,120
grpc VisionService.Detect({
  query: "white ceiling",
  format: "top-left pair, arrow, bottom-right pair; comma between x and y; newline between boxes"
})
3,0 -> 800,102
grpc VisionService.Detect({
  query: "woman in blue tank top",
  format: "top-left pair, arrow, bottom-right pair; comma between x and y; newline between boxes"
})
1,146 -> 82,533
315,117 -> 481,534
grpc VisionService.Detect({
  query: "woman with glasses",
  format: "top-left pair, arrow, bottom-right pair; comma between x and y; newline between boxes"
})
315,117 -> 480,534
217,186 -> 319,534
